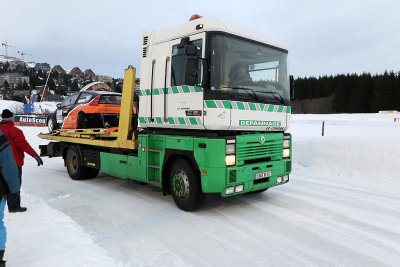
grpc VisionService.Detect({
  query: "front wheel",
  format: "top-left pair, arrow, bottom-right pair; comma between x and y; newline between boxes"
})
169,159 -> 205,211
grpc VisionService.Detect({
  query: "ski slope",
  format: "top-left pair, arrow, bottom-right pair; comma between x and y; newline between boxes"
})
2,113 -> 400,266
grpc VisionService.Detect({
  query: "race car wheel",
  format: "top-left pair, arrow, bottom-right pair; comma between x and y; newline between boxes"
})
47,117 -> 57,133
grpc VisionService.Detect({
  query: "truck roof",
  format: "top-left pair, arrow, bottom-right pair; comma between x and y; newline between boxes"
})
144,16 -> 288,51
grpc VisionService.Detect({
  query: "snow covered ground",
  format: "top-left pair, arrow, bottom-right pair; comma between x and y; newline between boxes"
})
1,112 -> 400,266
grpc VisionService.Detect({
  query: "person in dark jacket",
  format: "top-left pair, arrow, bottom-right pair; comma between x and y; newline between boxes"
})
0,109 -> 43,213
0,129 -> 21,266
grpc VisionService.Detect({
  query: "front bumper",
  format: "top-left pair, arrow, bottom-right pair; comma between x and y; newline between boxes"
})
221,158 -> 291,197
200,158 -> 291,196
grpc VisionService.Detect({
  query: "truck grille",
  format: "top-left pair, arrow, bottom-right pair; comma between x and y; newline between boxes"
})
236,134 -> 283,164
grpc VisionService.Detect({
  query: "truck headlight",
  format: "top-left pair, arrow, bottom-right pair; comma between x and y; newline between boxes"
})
226,186 -> 235,195
225,155 -> 236,166
283,148 -> 290,158
235,184 -> 244,193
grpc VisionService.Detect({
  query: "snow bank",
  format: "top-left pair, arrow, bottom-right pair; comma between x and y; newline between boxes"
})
0,100 -> 24,114
291,114 -> 400,187
33,101 -> 58,114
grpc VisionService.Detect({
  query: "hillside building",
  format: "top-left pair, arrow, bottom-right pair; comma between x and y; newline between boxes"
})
84,69 -> 96,80
51,65 -> 66,74
69,67 -> 84,77
0,73 -> 30,88
95,75 -> 113,83
34,63 -> 51,72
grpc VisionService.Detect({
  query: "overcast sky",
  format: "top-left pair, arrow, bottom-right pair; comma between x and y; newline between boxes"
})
1,0 -> 399,78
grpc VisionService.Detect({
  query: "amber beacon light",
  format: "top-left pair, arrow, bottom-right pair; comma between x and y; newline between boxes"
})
190,14 -> 203,21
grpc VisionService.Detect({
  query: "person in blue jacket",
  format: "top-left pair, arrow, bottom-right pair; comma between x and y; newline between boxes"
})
0,130 -> 21,266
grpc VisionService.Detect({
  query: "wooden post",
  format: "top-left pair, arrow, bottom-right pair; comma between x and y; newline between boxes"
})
322,121 -> 325,136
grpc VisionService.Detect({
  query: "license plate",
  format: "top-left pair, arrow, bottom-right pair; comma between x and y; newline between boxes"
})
255,171 -> 272,180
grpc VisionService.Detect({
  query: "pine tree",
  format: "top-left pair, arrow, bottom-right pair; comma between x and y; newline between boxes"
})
395,72 -> 400,111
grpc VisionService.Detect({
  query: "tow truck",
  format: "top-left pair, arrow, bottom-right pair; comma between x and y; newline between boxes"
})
39,16 -> 293,211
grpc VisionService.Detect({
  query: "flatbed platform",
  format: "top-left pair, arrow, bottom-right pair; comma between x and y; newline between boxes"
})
38,128 -> 138,150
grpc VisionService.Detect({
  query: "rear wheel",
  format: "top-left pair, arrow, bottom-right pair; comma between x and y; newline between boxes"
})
65,145 -> 98,180
169,159 -> 205,211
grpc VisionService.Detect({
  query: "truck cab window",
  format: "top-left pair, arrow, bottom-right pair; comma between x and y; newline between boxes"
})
171,39 -> 202,86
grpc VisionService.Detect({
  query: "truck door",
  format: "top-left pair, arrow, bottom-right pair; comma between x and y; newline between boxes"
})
139,33 -> 205,130
165,33 -> 205,129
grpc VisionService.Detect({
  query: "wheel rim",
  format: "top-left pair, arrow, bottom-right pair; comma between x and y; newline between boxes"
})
68,154 -> 78,173
173,170 -> 190,200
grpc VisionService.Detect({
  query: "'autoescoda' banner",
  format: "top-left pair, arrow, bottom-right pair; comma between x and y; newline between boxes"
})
14,115 -> 48,127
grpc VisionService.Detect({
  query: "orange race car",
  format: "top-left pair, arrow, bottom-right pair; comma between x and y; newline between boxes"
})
47,90 -> 137,132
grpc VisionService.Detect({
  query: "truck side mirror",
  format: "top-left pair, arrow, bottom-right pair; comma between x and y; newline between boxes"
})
289,75 -> 295,99
185,58 -> 198,86
57,103 -> 61,108
184,45 -> 197,56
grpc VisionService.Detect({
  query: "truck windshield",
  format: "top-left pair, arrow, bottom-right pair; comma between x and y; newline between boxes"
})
208,34 -> 290,104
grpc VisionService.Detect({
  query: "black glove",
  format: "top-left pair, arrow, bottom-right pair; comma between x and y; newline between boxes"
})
34,155 -> 43,166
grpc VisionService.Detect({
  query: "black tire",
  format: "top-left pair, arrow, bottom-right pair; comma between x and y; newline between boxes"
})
77,112 -> 86,129
47,116 -> 57,133
169,159 -> 205,211
65,145 -> 96,180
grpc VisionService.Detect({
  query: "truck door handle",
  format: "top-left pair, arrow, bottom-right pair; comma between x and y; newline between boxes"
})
119,160 -> 127,164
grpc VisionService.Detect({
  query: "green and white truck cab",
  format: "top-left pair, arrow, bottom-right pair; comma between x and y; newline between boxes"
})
135,16 -> 292,209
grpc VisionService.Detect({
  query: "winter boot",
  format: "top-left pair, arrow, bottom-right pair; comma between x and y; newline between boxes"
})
0,250 -> 5,267
9,207 -> 27,213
